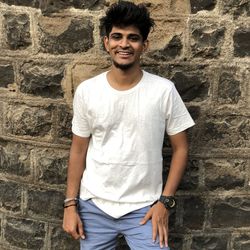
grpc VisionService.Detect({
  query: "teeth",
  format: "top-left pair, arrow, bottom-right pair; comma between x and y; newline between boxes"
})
118,52 -> 131,55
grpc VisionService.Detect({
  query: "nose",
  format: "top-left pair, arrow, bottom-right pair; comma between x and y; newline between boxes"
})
119,38 -> 130,48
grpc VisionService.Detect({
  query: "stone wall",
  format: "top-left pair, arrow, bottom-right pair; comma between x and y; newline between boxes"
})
0,0 -> 249,249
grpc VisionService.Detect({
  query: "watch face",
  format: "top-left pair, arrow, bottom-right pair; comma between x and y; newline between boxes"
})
166,197 -> 176,208
160,196 -> 176,209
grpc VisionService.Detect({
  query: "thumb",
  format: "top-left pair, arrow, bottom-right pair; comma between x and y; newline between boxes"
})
140,209 -> 152,225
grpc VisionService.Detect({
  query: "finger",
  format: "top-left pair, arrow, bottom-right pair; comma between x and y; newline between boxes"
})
71,229 -> 80,240
158,221 -> 164,248
152,218 -> 158,243
163,224 -> 168,247
140,210 -> 152,225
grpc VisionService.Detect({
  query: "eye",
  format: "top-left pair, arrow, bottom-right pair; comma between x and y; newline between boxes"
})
110,34 -> 122,40
129,35 -> 141,42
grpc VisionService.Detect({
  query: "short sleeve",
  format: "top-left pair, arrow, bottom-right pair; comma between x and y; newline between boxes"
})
72,85 -> 91,137
164,84 -> 195,135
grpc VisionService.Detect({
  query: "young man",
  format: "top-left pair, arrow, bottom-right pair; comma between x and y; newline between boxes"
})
63,1 -> 195,249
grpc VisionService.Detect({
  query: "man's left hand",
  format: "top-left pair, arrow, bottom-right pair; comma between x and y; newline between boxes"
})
140,201 -> 169,248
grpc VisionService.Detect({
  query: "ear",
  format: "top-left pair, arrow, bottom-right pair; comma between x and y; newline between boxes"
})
103,36 -> 109,53
143,39 -> 149,52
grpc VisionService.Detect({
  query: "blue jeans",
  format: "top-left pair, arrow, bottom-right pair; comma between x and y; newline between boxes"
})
78,199 -> 171,250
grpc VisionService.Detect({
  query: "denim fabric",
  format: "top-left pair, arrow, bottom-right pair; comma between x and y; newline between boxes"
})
78,199 -> 171,250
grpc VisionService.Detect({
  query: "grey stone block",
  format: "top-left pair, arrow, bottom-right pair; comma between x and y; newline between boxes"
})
0,140 -> 31,177
233,234 -> 250,250
190,20 -> 225,58
5,104 -> 53,137
38,17 -> 94,54
34,148 -> 68,185
51,225 -> 80,250
20,61 -> 64,98
4,217 -> 46,249
57,105 -> 73,140
221,0 -> 250,18
190,0 -> 217,14
3,13 -> 31,50
211,197 -> 250,228
0,180 -> 22,212
218,68 -> 241,104
191,235 -> 228,250
0,63 -> 14,88
168,235 -> 183,250
169,64 -> 210,102
0,0 -> 39,8
179,158 -> 200,191
204,159 -> 246,191
27,188 -> 64,220
193,114 -> 250,149
183,196 -> 205,229
148,35 -> 183,60
233,27 -> 250,57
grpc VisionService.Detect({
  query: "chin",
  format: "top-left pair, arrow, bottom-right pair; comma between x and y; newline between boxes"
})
113,61 -> 134,70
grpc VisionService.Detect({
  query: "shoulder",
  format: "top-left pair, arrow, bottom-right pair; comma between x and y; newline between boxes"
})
75,71 -> 107,94
143,70 -> 175,93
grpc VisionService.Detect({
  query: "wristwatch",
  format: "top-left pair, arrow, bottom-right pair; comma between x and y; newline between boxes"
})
159,195 -> 176,209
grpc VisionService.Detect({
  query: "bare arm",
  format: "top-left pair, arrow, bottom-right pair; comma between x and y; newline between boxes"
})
63,134 -> 90,240
162,131 -> 188,196
140,131 -> 189,248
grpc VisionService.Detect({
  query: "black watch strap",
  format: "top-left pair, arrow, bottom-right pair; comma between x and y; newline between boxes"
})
159,195 -> 176,209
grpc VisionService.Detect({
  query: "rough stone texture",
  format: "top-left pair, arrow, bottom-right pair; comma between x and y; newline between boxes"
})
233,27 -> 250,57
0,63 -> 14,88
168,235 -> 183,250
178,158 -> 200,190
34,148 -> 68,185
0,0 -> 107,12
20,61 -> 64,98
204,159 -> 246,190
211,197 -> 250,228
50,225 -> 79,250
217,67 -> 242,104
183,196 -> 205,229
0,180 -> 22,212
193,114 -> 250,149
0,140 -> 31,177
168,64 -> 210,102
148,35 -> 183,60
27,189 -> 64,219
4,217 -> 46,249
233,234 -> 250,250
0,0 -> 249,249
191,235 -> 229,250
221,0 -> 250,18
190,20 -> 225,58
0,0 -> 40,8
190,0 -> 217,14
5,104 -> 53,137
38,16 -> 94,54
57,105 -> 73,140
3,13 -> 31,50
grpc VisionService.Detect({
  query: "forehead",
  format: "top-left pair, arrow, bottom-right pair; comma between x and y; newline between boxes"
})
109,25 -> 141,36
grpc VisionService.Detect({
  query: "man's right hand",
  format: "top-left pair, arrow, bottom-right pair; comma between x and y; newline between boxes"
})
63,206 -> 85,240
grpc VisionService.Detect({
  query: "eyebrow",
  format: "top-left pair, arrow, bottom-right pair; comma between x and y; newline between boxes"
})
110,33 -> 142,38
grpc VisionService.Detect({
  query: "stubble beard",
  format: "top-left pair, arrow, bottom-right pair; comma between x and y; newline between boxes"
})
113,60 -> 135,70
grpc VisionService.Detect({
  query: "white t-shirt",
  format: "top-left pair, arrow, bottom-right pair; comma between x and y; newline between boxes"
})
72,70 -> 195,218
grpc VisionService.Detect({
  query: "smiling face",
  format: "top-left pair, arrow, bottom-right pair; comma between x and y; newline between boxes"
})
104,25 -> 148,71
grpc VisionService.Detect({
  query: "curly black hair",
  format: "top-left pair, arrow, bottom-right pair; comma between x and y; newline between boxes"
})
100,1 -> 155,41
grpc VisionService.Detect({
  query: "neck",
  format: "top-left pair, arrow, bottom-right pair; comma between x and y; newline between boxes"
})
107,65 -> 143,90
